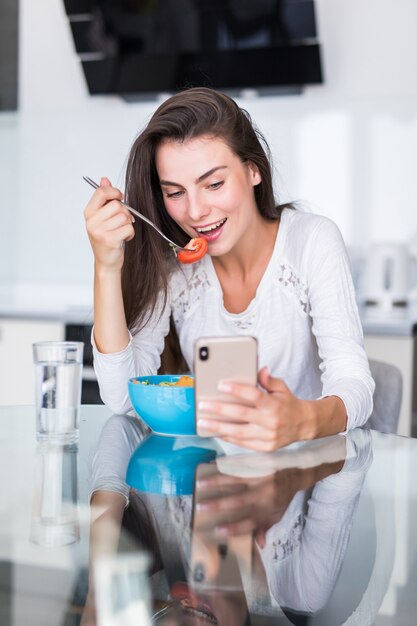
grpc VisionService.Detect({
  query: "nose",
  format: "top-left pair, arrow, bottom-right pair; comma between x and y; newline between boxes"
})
187,192 -> 210,223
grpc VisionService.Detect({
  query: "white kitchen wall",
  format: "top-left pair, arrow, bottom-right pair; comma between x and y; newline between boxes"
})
1,0 -> 417,300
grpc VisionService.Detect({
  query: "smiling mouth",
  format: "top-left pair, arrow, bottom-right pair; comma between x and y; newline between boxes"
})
181,600 -> 219,626
195,218 -> 227,234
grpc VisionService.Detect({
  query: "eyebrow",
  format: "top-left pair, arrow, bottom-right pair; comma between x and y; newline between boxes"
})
159,165 -> 228,187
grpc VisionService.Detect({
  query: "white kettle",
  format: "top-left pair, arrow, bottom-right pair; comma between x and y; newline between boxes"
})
363,243 -> 415,312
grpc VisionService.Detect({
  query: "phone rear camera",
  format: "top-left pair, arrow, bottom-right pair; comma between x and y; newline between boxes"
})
199,346 -> 209,361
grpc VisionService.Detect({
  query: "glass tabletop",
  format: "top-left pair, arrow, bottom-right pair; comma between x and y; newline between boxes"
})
0,404 -> 416,626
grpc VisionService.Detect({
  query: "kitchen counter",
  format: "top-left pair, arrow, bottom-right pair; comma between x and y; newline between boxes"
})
1,283 -> 416,436
1,285 -> 417,336
360,305 -> 417,337
0,302 -> 93,324
2,305 -> 416,335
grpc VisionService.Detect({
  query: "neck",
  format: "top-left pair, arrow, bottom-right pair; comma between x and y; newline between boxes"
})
213,219 -> 279,280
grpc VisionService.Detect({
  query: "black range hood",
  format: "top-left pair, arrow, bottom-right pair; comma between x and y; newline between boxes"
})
64,0 -> 323,99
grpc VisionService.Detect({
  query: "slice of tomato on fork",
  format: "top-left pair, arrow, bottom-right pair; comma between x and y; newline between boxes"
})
177,237 -> 208,264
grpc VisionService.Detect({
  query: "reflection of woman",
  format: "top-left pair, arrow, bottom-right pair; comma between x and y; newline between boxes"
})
84,415 -> 374,624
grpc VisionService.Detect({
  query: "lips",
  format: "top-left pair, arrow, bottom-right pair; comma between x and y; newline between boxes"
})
195,218 -> 227,234
170,583 -> 217,625
194,218 -> 227,242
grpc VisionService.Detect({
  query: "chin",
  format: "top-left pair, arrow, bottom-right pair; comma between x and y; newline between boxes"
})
206,236 -> 233,255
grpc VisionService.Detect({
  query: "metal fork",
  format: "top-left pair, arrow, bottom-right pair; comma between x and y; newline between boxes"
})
83,176 -> 186,251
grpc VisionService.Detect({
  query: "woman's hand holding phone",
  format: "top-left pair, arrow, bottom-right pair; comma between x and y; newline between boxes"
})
194,336 -> 347,450
197,366 -> 315,451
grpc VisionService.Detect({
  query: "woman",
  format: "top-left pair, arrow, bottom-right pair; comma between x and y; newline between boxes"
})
84,87 -> 374,451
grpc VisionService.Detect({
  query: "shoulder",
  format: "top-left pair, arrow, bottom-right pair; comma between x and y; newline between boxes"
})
284,208 -> 343,241
275,209 -> 349,299
282,209 -> 346,260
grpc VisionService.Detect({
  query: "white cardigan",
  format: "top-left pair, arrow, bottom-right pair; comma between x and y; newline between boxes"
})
93,208 -> 374,431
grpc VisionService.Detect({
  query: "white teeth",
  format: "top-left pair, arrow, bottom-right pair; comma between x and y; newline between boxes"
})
196,218 -> 226,233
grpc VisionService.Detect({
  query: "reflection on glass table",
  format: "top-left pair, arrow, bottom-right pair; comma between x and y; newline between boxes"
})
30,440 -> 80,548
85,414 -> 382,625
1,405 -> 417,626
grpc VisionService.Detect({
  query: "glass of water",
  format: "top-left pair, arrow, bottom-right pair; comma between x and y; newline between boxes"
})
33,341 -> 84,442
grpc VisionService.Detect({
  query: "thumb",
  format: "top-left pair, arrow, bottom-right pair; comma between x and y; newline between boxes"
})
258,366 -> 287,394
100,176 -> 112,187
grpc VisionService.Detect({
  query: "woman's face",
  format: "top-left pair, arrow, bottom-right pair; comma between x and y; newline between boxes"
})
155,135 -> 261,257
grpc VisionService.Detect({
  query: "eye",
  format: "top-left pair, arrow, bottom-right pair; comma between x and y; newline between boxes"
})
166,190 -> 184,199
208,181 -> 223,190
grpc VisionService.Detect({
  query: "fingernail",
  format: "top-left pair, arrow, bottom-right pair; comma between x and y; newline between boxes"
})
198,401 -> 210,410
218,381 -> 231,392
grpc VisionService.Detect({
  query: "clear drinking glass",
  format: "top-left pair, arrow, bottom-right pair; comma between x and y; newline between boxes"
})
33,341 -> 84,442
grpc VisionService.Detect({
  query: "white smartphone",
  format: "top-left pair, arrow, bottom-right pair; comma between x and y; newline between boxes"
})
194,336 -> 258,437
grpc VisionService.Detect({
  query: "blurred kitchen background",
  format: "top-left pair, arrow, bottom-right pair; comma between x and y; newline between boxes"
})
0,0 -> 416,435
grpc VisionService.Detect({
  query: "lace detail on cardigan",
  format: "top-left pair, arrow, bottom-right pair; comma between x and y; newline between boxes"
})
277,262 -> 310,315
270,513 -> 304,562
172,267 -> 211,326
168,495 -> 192,531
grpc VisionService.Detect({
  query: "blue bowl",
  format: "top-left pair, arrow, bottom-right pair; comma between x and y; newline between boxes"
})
128,375 -> 196,436
126,434 -> 217,495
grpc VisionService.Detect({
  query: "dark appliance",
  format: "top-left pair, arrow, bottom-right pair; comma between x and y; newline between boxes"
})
65,323 -> 103,405
63,0 -> 323,99
0,0 -> 19,110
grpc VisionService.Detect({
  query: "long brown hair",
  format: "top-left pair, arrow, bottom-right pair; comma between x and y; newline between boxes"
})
122,87 -> 288,333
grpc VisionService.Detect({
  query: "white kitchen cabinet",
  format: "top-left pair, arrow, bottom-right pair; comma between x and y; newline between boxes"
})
0,319 -> 64,405
364,334 -> 416,437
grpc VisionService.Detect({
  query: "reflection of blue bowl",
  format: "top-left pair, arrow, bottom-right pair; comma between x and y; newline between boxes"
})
126,435 -> 217,495
128,375 -> 195,436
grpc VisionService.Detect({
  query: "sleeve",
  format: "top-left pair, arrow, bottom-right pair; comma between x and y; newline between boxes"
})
305,217 -> 375,430
259,428 -> 373,614
89,414 -> 150,506
92,291 -> 171,415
